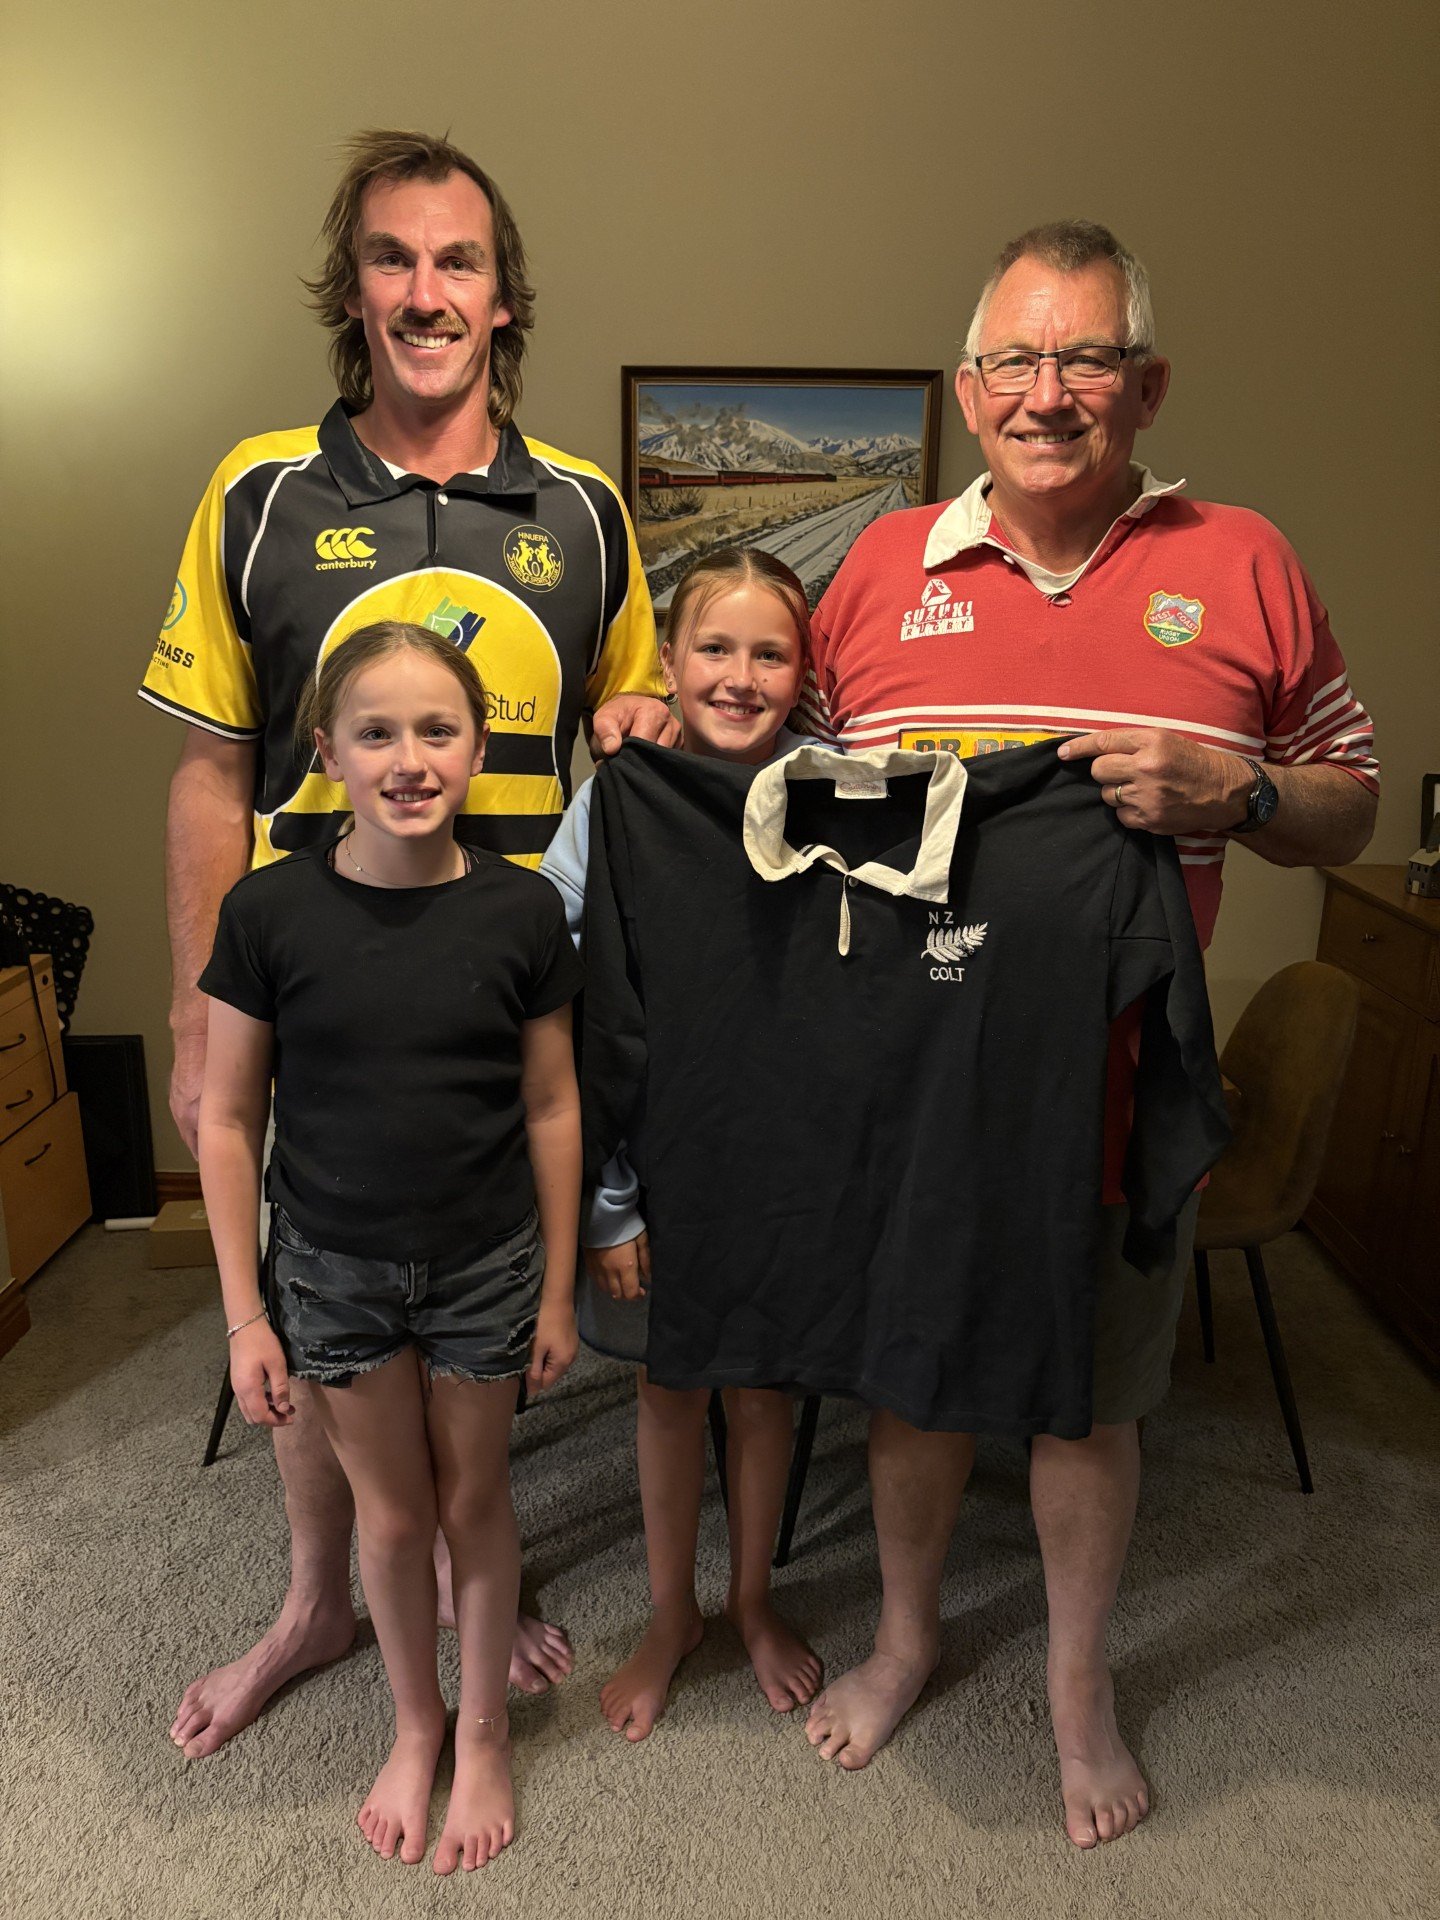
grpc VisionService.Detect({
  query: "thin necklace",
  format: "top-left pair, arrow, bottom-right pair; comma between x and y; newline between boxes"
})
341,833 -> 471,886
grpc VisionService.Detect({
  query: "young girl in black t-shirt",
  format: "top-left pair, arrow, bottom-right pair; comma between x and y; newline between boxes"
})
199,621 -> 582,1874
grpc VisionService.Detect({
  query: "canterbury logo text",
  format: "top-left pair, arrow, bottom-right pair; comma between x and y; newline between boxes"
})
314,527 -> 378,569
923,921 -> 987,982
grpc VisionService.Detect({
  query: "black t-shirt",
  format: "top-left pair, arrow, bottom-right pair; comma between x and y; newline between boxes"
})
200,835 -> 583,1259
581,739 -> 1230,1438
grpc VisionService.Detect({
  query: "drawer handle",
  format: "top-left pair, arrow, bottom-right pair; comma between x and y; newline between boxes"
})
4,1090 -> 34,1111
23,1141 -> 51,1168
0,1032 -> 26,1051
1359,933 -> 1379,944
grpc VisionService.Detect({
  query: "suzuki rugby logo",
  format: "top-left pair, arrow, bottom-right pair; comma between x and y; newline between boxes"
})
900,577 -> 974,642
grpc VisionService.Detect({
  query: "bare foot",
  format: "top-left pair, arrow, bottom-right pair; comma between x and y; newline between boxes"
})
726,1596 -> 823,1712
433,1714 -> 515,1874
358,1714 -> 446,1865
1049,1658 -> 1149,1848
599,1599 -> 704,1741
432,1540 -> 572,1694
510,1614 -> 574,1694
805,1646 -> 937,1769
168,1599 -> 356,1759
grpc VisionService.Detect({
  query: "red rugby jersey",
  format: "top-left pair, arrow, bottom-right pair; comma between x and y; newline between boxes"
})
801,473 -> 1378,950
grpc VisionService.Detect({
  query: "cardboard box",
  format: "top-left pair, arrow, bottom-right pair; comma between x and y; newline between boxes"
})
147,1199 -> 216,1268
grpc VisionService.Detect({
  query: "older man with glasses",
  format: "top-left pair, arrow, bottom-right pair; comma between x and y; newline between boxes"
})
796,221 -> 1378,1845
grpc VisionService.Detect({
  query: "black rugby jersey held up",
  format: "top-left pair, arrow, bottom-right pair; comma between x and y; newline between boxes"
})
580,739 -> 1229,1438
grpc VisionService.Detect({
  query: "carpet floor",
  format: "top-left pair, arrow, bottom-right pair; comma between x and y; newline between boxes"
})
1,1223 -> 1435,1920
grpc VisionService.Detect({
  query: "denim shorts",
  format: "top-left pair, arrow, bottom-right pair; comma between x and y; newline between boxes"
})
265,1205 -> 544,1388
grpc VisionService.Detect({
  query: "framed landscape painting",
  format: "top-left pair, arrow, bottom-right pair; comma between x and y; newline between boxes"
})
621,366 -> 943,613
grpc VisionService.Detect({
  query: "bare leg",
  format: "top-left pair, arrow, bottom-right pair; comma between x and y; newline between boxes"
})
312,1354 -> 448,1867
600,1370 -> 707,1741
1031,1422 -> 1149,1848
807,1410 -> 974,1769
169,1385 -> 357,1759
721,1389 -> 822,1711
426,1375 -> 524,1873
433,1532 -> 573,1694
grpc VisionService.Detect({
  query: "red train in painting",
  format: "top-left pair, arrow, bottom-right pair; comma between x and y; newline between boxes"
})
638,466 -> 836,490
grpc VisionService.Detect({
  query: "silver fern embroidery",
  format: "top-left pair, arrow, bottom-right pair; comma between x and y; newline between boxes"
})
923,923 -> 988,965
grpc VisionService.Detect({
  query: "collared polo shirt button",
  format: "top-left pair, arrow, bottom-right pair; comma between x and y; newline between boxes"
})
845,875 -> 857,887
437,491 -> 449,505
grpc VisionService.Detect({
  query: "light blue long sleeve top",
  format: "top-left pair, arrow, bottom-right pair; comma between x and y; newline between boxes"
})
541,777 -> 644,1248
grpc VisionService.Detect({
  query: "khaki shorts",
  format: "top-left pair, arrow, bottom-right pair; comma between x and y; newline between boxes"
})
1090,1193 -> 1201,1425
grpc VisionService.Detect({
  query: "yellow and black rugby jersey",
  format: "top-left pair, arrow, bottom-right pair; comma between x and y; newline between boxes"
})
141,402 -> 663,868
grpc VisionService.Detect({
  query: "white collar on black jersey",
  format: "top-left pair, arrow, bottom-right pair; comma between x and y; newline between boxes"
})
743,745 -> 964,952
922,464 -> 1186,596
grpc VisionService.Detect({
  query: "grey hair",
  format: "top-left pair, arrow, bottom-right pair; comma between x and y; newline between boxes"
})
961,220 -> 1155,362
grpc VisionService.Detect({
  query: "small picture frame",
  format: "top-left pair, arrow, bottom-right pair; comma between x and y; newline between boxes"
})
621,365 -> 943,615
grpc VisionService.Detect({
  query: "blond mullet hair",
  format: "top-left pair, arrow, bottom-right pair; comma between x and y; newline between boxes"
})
303,128 -> 535,428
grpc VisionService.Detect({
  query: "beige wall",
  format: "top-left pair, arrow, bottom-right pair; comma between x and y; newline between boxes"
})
2,0 -> 1435,1169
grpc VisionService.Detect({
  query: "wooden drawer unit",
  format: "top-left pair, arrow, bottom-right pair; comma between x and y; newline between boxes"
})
0,958 -> 91,1336
1308,867 -> 1440,1366
1320,883 -> 1437,1017
0,1093 -> 91,1285
0,957 -> 64,1072
0,1047 -> 65,1145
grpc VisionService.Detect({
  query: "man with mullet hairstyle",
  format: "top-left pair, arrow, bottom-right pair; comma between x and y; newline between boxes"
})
797,220 -> 1378,1846
146,128 -> 673,1761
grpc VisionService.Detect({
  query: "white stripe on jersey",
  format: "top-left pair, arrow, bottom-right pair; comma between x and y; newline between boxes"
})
137,686 -> 262,741
240,454 -> 320,622
534,455 -> 608,677
1290,733 -> 1379,771
1273,689 -> 1368,758
1267,671 -> 1349,743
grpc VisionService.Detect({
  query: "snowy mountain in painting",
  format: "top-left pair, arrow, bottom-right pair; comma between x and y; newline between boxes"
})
639,402 -> 920,477
639,410 -> 831,474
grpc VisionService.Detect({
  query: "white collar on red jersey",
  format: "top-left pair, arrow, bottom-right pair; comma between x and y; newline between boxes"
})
922,464 -> 1187,595
742,744 -> 965,952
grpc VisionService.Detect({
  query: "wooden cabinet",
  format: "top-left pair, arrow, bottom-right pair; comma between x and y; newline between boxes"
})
0,956 -> 92,1361
1308,867 -> 1440,1365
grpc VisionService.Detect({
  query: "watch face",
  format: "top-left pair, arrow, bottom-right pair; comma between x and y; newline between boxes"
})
1252,770 -> 1279,827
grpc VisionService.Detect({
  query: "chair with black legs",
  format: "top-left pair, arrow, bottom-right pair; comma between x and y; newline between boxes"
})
706,1390 -> 823,1566
1191,960 -> 1360,1494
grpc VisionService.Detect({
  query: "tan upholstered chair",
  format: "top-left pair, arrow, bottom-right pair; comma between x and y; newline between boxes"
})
1193,960 -> 1361,1493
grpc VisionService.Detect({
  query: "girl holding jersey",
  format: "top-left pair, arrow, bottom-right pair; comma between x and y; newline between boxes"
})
542,549 -> 824,1741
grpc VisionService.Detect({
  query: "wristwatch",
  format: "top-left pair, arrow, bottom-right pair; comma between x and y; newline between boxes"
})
1230,756 -> 1279,834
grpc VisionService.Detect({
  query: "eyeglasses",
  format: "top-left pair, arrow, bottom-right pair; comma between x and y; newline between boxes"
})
973,346 -> 1134,394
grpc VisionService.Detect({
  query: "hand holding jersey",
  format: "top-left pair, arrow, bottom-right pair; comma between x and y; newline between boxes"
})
1060,726 -> 1254,832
